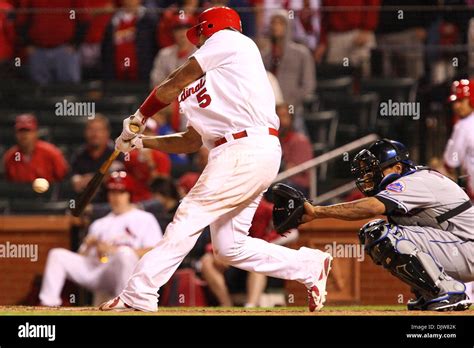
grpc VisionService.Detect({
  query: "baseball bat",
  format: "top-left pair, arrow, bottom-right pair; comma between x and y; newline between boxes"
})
71,124 -> 140,217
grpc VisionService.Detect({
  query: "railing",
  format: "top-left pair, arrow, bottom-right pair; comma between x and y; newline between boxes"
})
273,134 -> 379,200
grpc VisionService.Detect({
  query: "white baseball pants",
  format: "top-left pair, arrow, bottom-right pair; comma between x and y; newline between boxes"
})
120,133 -> 328,311
39,247 -> 139,306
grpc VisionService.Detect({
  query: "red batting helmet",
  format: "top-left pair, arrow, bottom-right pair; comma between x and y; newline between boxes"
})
448,79 -> 474,107
186,6 -> 242,46
106,171 -> 133,192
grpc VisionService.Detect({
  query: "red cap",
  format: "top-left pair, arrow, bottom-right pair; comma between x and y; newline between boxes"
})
171,14 -> 197,30
15,113 -> 38,131
106,171 -> 134,192
186,6 -> 242,46
448,79 -> 474,106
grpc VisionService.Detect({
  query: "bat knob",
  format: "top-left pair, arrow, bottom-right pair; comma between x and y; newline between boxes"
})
129,124 -> 140,134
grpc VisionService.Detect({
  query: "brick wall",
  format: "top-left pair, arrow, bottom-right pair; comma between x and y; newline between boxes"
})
0,216 -> 71,305
286,218 -> 412,306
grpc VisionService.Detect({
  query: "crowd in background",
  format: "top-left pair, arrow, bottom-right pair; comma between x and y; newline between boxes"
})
1,0 -> 474,306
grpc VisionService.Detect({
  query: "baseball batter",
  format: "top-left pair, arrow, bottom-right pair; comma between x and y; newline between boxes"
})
302,139 -> 473,311
100,6 -> 332,312
40,171 -> 162,307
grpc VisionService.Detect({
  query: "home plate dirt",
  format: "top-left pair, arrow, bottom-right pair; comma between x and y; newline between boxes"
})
0,306 -> 473,316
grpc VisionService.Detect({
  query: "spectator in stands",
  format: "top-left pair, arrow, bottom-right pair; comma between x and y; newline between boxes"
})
3,114 -> 68,183
258,0 -> 321,49
102,0 -> 158,81
123,118 -> 171,202
177,146 -> 209,196
277,103 -> 313,195
80,0 -> 115,79
260,10 -> 315,133
70,115 -> 119,201
314,0 -> 379,77
0,0 -> 15,78
430,0 -> 470,84
39,171 -> 163,307
157,0 -> 199,48
200,197 -> 298,307
16,0 -> 89,85
150,15 -> 196,87
376,0 -> 436,80
443,79 -> 474,200
144,176 -> 182,229
204,0 -> 257,38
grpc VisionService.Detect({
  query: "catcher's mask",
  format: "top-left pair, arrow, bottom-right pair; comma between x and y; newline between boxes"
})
351,139 -> 411,196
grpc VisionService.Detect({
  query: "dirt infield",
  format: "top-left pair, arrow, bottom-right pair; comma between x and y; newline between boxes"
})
0,305 -> 473,316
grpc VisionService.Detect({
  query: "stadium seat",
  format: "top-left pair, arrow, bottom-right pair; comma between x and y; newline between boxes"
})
9,199 -> 70,215
38,81 -> 103,98
316,63 -> 355,79
361,77 -> 418,103
0,199 -> 9,214
304,110 -> 339,181
304,110 -> 339,154
361,78 -> 418,142
321,93 -> 379,145
95,96 -> 139,114
103,81 -> 150,99
317,76 -> 353,99
52,125 -> 86,145
0,128 -> 16,148
0,180 -> 54,200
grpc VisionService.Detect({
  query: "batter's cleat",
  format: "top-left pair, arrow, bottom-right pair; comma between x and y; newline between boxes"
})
99,296 -> 136,312
308,255 -> 333,312
424,293 -> 472,312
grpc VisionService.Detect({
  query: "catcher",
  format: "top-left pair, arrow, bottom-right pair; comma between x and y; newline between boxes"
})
273,138 -> 473,311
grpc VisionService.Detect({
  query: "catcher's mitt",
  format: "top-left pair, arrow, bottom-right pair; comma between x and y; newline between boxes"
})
272,183 -> 309,234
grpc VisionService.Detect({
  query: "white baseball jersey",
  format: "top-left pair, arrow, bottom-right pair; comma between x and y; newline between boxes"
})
85,208 -> 163,254
443,113 -> 474,192
179,29 -> 280,149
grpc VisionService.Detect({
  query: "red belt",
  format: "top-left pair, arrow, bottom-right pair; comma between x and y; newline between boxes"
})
214,128 -> 279,147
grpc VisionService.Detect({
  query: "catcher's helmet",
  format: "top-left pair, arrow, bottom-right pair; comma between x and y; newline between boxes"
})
106,171 -> 134,193
186,6 -> 242,46
351,139 -> 412,196
448,79 -> 474,107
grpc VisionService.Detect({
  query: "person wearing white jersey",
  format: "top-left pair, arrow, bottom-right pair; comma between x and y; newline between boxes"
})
100,6 -> 332,312
39,171 -> 163,307
444,79 -> 474,200
303,139 -> 473,311
443,79 -> 474,300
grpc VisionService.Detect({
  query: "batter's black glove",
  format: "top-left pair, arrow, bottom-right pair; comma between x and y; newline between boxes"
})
272,183 -> 309,234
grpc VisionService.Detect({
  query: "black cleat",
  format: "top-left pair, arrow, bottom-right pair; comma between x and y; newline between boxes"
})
425,293 -> 472,312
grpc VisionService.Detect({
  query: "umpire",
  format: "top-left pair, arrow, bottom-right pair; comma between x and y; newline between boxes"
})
302,138 -> 473,311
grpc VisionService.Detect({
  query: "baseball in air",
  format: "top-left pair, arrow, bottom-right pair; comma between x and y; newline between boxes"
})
32,178 -> 49,193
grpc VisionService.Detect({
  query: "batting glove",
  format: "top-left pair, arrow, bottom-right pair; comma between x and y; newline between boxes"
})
115,134 -> 143,153
120,110 -> 146,141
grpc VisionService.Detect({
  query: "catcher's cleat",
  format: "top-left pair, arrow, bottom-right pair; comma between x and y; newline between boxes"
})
424,293 -> 472,312
407,296 -> 427,311
407,289 -> 427,311
308,255 -> 333,312
99,296 -> 136,312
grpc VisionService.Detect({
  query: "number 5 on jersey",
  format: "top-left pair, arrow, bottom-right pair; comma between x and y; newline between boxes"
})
196,88 -> 212,108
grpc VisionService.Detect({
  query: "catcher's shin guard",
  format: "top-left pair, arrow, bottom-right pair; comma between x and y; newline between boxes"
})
358,220 -> 466,300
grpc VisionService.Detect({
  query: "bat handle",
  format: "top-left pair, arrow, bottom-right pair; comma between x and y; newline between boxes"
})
129,123 -> 141,134
99,149 -> 120,174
